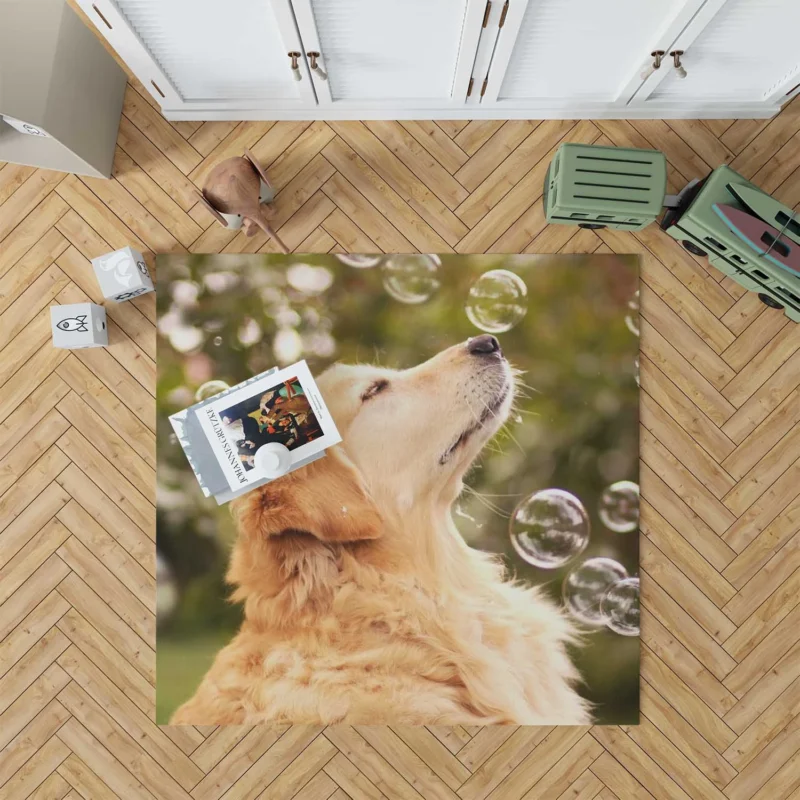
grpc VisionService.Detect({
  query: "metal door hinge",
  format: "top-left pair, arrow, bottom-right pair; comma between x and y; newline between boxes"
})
480,77 -> 488,97
482,0 -> 492,27
499,1 -> 509,27
467,77 -> 475,97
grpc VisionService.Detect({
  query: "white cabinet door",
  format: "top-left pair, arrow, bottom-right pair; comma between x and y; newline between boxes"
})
633,0 -> 800,109
75,0 -> 316,112
480,0 -> 707,111
289,0 -> 487,109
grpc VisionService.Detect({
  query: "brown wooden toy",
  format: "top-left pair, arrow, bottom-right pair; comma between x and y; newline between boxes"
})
197,148 -> 288,253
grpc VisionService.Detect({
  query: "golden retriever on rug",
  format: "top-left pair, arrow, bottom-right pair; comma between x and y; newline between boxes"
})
171,335 -> 590,725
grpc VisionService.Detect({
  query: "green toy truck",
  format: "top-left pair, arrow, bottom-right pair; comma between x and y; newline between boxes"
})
544,143 -> 800,322
659,165 -> 800,322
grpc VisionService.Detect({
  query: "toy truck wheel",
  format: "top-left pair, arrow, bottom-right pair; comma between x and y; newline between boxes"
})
682,240 -> 708,257
578,223 -> 606,229
758,293 -> 784,310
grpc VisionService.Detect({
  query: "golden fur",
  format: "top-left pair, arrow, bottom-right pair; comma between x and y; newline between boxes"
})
171,339 -> 590,725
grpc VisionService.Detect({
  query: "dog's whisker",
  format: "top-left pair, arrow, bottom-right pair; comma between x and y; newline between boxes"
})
499,425 -> 526,454
464,395 -> 485,428
476,396 -> 525,455
462,485 -> 510,518
514,380 -> 541,395
476,396 -> 499,421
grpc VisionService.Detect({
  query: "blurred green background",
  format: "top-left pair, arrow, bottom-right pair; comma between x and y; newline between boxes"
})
156,253 -> 640,725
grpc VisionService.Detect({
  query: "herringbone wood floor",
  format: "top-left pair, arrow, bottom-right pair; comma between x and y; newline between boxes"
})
2,69 -> 800,799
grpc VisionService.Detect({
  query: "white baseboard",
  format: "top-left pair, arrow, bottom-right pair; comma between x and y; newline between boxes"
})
162,103 -> 780,122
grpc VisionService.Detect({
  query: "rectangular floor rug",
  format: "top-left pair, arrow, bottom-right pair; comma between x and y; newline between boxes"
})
156,253 -> 640,726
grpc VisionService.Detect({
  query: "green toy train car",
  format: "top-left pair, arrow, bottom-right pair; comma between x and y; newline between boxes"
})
543,143 -> 667,231
544,143 -> 800,322
659,165 -> 800,322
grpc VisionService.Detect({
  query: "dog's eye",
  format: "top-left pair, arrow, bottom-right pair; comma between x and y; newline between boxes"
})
361,379 -> 389,402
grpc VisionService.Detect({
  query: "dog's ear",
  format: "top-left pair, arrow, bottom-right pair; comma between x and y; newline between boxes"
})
232,448 -> 382,545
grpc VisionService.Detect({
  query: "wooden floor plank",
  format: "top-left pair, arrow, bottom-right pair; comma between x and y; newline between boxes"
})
121,85 -> 202,176
400,121 -> 469,175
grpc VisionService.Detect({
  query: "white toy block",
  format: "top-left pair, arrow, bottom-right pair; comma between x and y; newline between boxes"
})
91,246 -> 154,302
50,303 -> 108,349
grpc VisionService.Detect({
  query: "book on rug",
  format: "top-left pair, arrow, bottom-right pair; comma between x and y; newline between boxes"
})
169,360 -> 341,504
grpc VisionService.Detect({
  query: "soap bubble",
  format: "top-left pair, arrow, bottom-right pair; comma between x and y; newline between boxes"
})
563,557 -> 628,626
381,255 -> 441,304
195,380 -> 230,402
599,481 -> 639,533
601,576 -> 640,636
509,489 -> 590,569
625,290 -> 640,336
336,254 -> 382,269
466,269 -> 528,333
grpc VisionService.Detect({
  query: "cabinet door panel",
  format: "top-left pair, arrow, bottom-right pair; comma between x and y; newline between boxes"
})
646,0 -> 800,104
77,0 -> 314,109
490,0 -> 690,104
482,0 -> 709,108
292,0 -> 484,106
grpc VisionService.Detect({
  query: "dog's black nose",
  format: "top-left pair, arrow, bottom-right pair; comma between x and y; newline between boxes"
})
467,334 -> 502,356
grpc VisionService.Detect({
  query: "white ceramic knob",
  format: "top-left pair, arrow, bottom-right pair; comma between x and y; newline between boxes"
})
254,442 -> 292,479
670,51 -> 687,80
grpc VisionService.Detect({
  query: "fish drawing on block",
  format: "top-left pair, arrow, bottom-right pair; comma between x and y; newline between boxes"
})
712,204 -> 800,276
57,315 -> 89,332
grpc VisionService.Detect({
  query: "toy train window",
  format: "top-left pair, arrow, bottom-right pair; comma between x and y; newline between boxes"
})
571,213 -> 588,218
752,269 -> 770,280
704,236 -> 727,251
761,233 -> 791,259
731,254 -> 747,265
777,287 -> 800,306
776,212 -> 800,239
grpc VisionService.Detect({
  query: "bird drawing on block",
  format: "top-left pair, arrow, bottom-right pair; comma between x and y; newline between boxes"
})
198,149 -> 289,253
